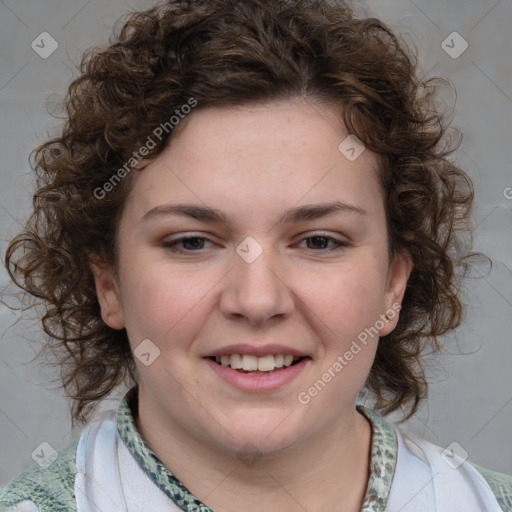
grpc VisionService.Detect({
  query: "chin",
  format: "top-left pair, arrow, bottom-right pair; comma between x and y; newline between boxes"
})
214,414 -> 305,454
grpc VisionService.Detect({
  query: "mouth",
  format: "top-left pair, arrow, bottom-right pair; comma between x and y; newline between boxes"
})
206,354 -> 309,374
204,353 -> 312,392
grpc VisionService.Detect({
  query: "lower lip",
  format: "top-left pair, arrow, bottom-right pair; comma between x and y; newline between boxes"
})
204,357 -> 310,392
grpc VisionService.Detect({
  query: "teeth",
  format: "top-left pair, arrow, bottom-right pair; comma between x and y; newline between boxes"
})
283,354 -> 294,366
229,353 -> 242,369
241,354 -> 258,371
257,355 -> 275,371
273,354 -> 284,367
214,354 -> 301,371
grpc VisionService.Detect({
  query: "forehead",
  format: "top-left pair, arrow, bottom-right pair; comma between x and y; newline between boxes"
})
123,99 -> 384,226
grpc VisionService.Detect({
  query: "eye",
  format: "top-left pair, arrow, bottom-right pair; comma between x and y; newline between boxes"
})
296,234 -> 349,253
161,233 -> 350,255
161,235 -> 215,253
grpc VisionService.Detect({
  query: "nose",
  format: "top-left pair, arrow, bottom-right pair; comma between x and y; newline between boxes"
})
219,243 -> 295,326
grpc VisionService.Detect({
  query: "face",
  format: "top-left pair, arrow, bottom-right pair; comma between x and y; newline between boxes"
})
92,99 -> 412,456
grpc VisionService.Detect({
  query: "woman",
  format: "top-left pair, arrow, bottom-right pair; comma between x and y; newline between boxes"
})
1,0 -> 511,510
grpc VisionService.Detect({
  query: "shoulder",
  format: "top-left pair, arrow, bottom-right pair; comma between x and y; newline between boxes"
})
399,428 -> 512,512
473,464 -> 512,512
0,438 -> 79,512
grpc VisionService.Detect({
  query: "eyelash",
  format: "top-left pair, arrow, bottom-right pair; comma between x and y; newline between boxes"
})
161,234 -> 349,254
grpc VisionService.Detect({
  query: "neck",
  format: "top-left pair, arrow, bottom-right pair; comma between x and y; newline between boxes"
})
135,395 -> 372,512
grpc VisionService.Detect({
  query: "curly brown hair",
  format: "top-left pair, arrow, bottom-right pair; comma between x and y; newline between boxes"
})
4,0 -> 481,424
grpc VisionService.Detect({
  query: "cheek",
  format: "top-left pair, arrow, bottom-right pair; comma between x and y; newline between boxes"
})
117,252 -> 183,339
304,266 -> 387,382
305,270 -> 383,395
315,263 -> 387,323
117,253 -> 221,353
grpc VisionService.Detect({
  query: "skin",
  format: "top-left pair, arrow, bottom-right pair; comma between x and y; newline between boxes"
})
91,98 -> 413,512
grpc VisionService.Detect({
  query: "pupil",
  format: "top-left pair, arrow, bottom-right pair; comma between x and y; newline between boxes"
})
309,236 -> 327,249
184,237 -> 203,250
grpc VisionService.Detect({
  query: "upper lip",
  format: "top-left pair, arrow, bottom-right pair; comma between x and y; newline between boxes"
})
204,344 -> 310,358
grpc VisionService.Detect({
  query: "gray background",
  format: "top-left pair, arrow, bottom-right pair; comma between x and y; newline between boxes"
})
1,0 -> 511,486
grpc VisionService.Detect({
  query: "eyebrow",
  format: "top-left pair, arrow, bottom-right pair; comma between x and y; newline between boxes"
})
140,201 -> 367,225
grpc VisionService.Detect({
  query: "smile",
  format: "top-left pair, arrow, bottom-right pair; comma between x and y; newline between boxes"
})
205,355 -> 311,392
211,353 -> 302,373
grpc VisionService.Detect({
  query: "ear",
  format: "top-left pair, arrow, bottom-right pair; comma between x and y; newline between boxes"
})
378,250 -> 413,337
89,256 -> 125,330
